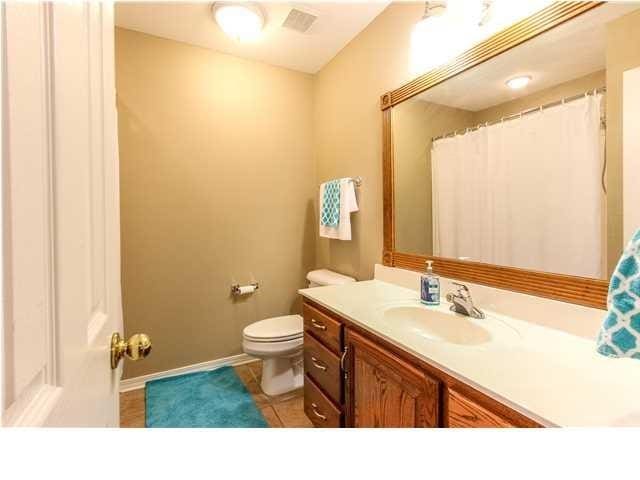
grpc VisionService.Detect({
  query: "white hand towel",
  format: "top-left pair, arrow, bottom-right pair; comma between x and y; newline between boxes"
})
319,178 -> 359,240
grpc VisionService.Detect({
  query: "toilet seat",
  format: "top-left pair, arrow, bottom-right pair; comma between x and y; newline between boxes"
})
242,336 -> 303,358
242,314 -> 303,343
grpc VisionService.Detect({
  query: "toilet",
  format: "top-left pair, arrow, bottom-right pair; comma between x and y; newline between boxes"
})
242,269 -> 355,396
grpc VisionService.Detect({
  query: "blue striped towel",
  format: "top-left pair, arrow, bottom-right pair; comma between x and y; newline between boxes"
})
596,228 -> 640,360
321,180 -> 341,228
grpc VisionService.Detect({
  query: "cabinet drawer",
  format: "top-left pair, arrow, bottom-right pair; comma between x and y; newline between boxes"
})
447,389 -> 515,428
304,332 -> 342,404
303,303 -> 342,354
304,375 -> 342,428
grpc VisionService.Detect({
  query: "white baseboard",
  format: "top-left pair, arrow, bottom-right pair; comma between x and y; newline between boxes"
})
119,353 -> 257,393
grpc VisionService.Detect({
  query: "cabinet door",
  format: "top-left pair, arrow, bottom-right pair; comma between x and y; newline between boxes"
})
447,389 -> 515,428
345,329 -> 440,427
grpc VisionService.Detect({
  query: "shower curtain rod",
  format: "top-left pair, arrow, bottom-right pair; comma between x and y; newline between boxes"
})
432,86 -> 606,143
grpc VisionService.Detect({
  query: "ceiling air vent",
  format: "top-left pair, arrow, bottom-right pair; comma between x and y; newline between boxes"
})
282,8 -> 317,33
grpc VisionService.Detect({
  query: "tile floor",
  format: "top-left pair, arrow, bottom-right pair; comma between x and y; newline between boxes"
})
120,360 -> 313,428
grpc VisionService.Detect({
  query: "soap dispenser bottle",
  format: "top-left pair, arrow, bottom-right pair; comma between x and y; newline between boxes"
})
421,260 -> 440,305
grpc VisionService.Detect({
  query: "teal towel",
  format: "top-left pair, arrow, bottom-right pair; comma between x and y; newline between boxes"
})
597,228 -> 640,360
321,179 -> 341,228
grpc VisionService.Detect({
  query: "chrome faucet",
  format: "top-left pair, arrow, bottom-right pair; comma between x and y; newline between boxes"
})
446,282 -> 485,319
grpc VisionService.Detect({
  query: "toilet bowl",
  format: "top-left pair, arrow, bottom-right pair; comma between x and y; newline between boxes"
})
242,269 -> 355,396
242,315 -> 304,396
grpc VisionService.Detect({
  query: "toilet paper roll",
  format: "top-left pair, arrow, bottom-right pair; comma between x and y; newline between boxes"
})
237,285 -> 257,295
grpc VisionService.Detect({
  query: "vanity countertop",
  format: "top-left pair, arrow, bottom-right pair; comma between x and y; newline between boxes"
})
299,279 -> 640,427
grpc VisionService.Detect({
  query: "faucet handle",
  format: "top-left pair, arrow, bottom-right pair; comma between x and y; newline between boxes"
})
451,282 -> 470,295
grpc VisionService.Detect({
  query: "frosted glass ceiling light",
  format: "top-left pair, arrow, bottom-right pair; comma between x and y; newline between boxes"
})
412,1 -> 468,74
506,75 -> 532,90
212,2 -> 265,42
416,0 -> 447,28
478,0 -> 494,26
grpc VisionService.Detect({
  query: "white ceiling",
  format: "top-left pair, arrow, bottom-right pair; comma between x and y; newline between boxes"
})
115,1 -> 390,74
418,3 -> 639,111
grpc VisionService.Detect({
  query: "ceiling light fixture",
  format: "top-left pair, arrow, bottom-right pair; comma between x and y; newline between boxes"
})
478,0 -> 494,26
212,2 -> 265,42
416,0 -> 447,28
411,1 -> 455,73
506,75 -> 532,90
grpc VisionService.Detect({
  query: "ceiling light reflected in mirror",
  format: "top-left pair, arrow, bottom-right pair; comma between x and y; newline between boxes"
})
506,75 -> 532,90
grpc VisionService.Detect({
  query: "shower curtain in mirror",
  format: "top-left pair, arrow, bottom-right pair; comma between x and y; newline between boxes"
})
431,94 -> 603,278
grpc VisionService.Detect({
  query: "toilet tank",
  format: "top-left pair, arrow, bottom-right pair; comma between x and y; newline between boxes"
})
306,269 -> 356,288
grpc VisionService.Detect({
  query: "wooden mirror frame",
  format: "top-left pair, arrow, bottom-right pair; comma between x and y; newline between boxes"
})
381,1 -> 609,309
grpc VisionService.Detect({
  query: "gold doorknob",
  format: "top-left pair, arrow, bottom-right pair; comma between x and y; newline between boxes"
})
110,332 -> 152,370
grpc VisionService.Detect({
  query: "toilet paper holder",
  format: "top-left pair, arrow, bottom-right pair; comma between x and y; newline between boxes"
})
231,282 -> 259,296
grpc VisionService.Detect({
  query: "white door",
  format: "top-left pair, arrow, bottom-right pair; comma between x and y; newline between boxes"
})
1,2 -> 141,427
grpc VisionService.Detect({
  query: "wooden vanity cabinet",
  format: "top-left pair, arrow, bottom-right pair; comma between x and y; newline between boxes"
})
303,302 -> 342,355
302,303 -> 346,427
345,329 -> 440,427
446,388 -> 515,428
301,299 -> 540,428
303,332 -> 342,404
304,375 -> 342,428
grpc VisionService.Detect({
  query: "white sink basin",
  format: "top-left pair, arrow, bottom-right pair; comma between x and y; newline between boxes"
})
381,304 -> 519,346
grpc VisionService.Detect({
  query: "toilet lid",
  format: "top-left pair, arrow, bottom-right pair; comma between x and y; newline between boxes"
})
243,315 -> 303,342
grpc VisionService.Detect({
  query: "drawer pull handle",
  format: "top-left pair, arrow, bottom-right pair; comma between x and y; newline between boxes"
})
340,346 -> 348,371
310,318 -> 327,330
311,403 -> 327,421
310,356 -> 327,371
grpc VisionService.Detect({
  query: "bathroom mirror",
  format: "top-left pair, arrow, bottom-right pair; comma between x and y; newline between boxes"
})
383,2 -> 640,308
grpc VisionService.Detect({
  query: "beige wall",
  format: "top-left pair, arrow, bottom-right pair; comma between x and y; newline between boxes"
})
607,9 -> 640,275
116,28 -> 315,378
314,3 -> 426,280
393,99 -> 474,255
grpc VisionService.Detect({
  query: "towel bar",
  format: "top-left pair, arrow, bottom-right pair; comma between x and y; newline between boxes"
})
319,176 -> 362,188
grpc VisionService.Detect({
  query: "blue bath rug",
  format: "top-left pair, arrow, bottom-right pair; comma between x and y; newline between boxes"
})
145,366 -> 268,428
